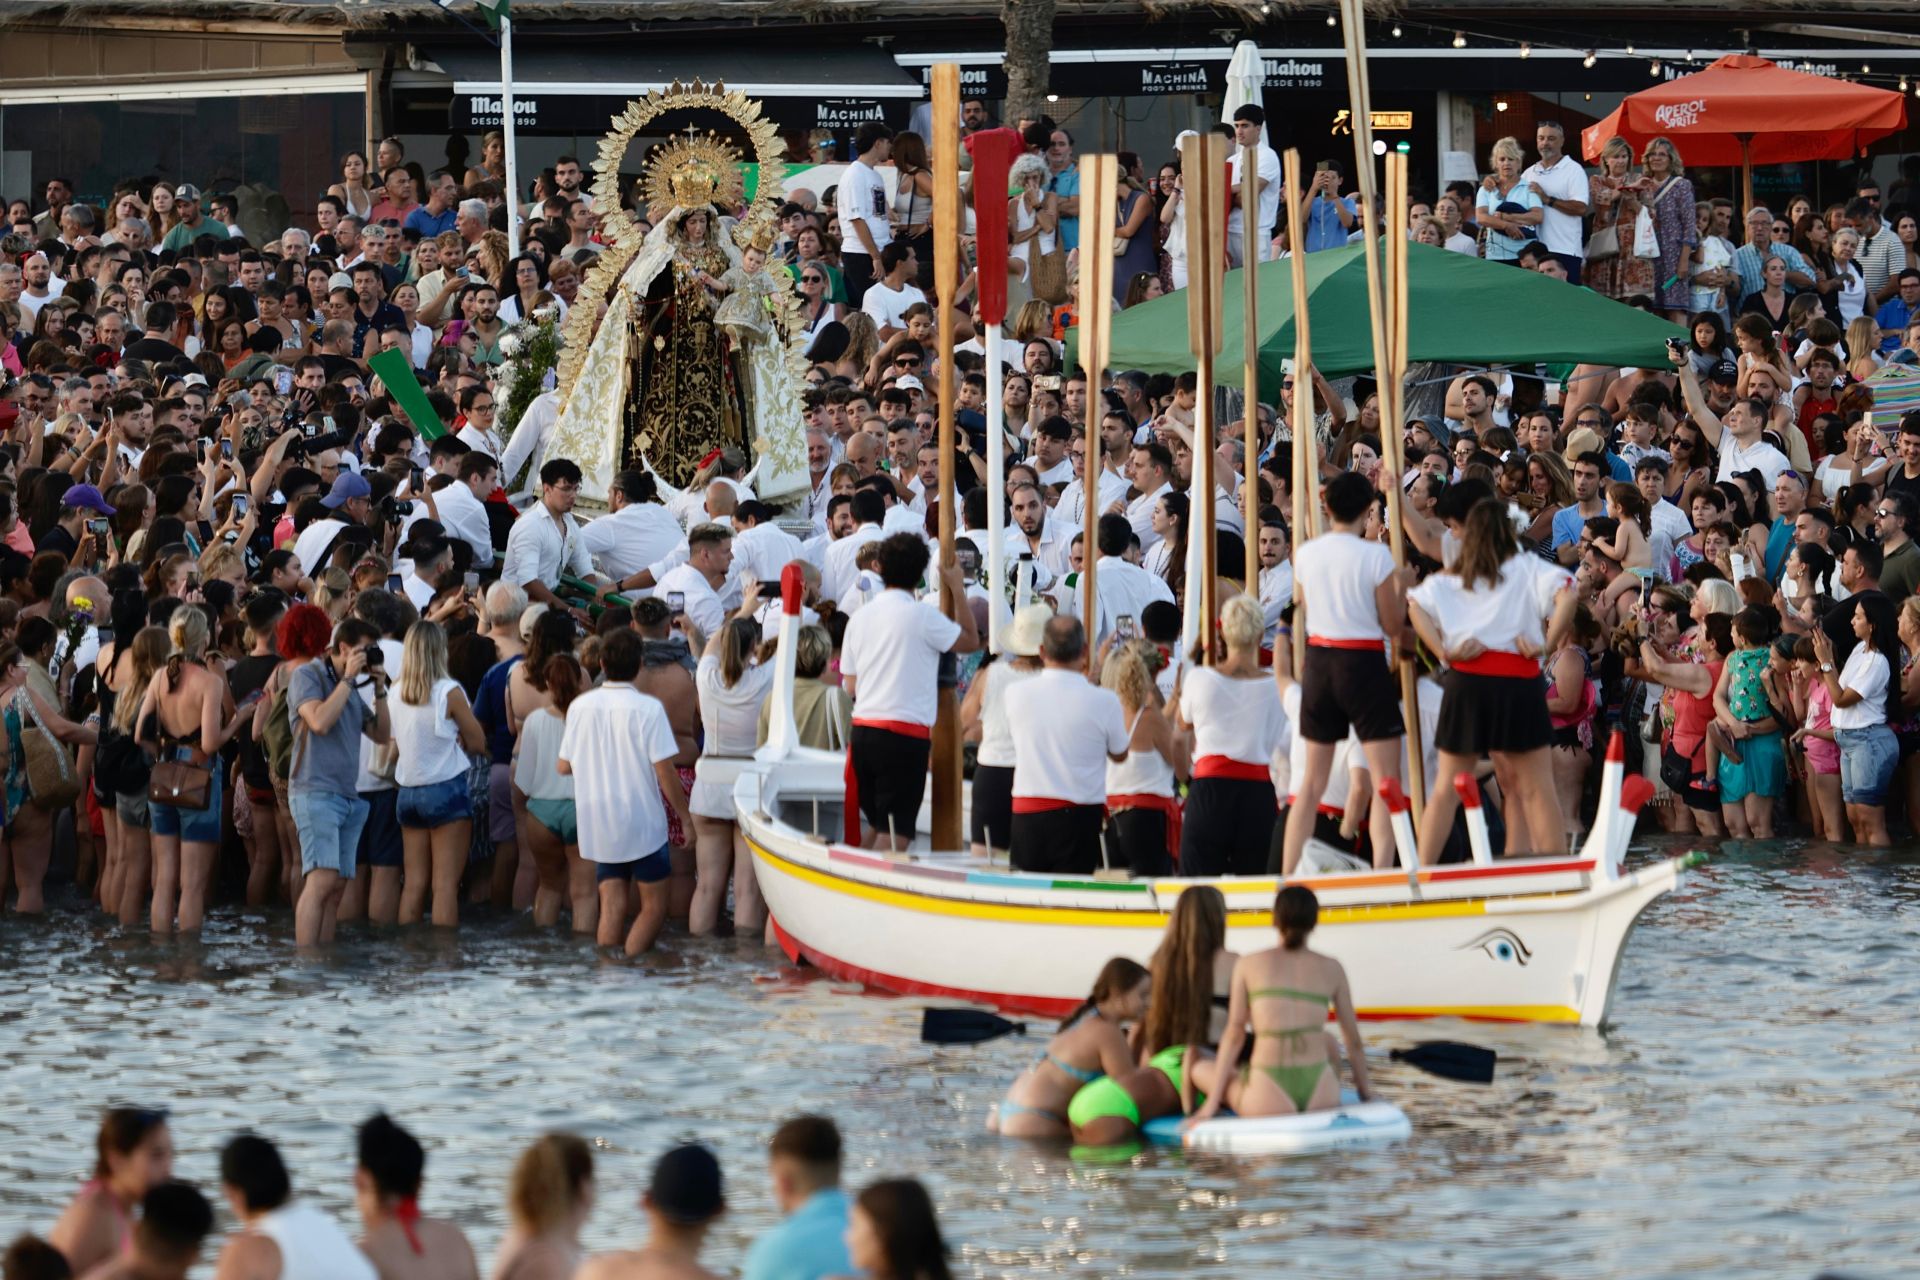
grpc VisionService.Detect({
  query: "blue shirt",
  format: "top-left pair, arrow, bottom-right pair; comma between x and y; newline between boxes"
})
1765,516 -> 1795,582
1047,164 -> 1081,252
1876,296 -> 1917,352
1303,195 -> 1358,253
1732,241 -> 1811,303
741,1188 -> 851,1280
1550,502 -> 1599,553
404,205 -> 458,238
474,655 -> 522,764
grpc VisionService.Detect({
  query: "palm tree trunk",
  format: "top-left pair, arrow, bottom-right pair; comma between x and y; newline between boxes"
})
1001,0 -> 1057,126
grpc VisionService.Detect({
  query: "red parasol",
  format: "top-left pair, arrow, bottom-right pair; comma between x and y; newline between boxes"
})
1580,55 -> 1907,209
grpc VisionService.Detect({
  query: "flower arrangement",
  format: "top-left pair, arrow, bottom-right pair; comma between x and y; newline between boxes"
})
491,308 -> 564,455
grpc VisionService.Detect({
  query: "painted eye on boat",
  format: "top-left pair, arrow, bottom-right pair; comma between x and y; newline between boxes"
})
1459,927 -> 1532,966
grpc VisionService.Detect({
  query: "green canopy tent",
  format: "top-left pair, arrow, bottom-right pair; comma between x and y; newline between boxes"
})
1076,241 -> 1686,398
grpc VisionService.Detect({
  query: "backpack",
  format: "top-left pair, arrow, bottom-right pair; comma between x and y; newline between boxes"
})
262,671 -> 296,782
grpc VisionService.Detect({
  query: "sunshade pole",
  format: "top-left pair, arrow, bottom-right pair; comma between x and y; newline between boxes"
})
1241,141 -> 1262,594
930,63 -> 964,853
1180,131 -> 1228,665
1282,148 -> 1316,680
1077,153 -> 1118,639
1740,135 -> 1753,217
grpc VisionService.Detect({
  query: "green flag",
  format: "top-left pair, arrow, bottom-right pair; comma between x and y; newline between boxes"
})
474,0 -> 508,31
367,348 -> 447,441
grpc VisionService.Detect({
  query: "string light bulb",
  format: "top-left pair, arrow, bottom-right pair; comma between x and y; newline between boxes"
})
1452,30 -> 1466,48
1326,13 -> 1336,26
1625,43 -> 1635,54
1391,23 -> 1402,37
1583,50 -> 1597,69
1902,76 -> 1910,93
1495,99 -> 1509,112
1650,59 -> 1662,76
1519,42 -> 1531,59
1864,63 -> 1872,73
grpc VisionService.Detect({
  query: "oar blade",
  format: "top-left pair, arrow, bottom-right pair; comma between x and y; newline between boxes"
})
921,1008 -> 1027,1045
1390,1040 -> 1497,1084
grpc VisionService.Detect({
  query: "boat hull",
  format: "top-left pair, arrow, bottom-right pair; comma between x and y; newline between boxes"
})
738,753 -> 1693,1028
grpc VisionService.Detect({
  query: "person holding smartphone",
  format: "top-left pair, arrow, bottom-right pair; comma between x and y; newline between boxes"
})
38,482 -> 117,562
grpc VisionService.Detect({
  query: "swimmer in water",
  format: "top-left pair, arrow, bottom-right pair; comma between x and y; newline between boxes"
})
353,1114 -> 479,1280
49,1107 -> 175,1275
78,1181 -> 213,1280
1189,885 -> 1374,1121
991,958 -> 1149,1140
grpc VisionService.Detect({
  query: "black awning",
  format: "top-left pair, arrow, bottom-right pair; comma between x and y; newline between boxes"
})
428,39 -> 922,134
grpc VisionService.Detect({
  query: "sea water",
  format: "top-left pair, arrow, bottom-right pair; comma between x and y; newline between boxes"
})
0,837 -> 1914,1278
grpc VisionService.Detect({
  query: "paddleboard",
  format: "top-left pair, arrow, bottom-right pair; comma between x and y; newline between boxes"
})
1142,1090 -> 1411,1156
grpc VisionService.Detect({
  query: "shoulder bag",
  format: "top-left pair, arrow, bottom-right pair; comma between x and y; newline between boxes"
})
19,691 -> 81,811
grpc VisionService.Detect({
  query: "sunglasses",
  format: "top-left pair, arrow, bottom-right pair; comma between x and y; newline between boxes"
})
1877,508 -> 1896,518
896,357 -> 921,367
800,275 -> 823,283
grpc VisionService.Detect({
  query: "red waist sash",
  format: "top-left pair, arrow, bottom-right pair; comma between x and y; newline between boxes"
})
1108,791 -> 1182,863
1193,755 -> 1271,782
1308,636 -> 1385,652
1451,650 -> 1540,678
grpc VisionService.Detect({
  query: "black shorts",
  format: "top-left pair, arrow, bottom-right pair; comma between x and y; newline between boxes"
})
1104,806 -> 1172,878
851,725 -> 932,843
842,253 -> 876,308
1009,804 -> 1105,875
1661,744 -> 1719,812
1435,670 -> 1552,757
595,847 -> 671,883
1299,645 -> 1403,744
1181,776 -> 1276,877
969,764 -> 1014,848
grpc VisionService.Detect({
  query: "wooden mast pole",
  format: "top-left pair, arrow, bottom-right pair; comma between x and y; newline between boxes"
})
1240,141 -> 1262,594
1281,149 -> 1315,680
1383,151 -> 1424,819
929,63 -> 963,852
1180,132 -> 1227,664
1338,0 -> 1424,822
1077,153 -> 1117,637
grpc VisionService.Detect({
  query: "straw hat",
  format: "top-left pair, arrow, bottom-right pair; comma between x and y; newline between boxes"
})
1004,603 -> 1051,657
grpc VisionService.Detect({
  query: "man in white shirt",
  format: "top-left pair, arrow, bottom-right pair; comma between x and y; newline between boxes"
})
1126,441 -> 1176,551
730,500 -> 806,586
1227,104 -> 1282,267
1029,415 -> 1075,489
429,452 -> 497,570
557,628 -> 690,955
1519,121 -> 1590,283
401,534 -> 453,611
840,533 -> 979,849
500,457 -> 616,625
1059,410 -> 1134,525
1005,615 -> 1130,873
17,251 -> 64,321
860,243 -> 926,339
650,522 -> 733,639
1008,482 -> 1073,587
292,472 -> 373,576
1063,514 -> 1177,644
1670,348 -> 1791,486
588,469 -> 688,587
802,428 -> 833,530
1257,515 -> 1293,650
838,121 -> 894,307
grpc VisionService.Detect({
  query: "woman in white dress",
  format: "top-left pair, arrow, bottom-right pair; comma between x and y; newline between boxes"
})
688,587 -> 776,936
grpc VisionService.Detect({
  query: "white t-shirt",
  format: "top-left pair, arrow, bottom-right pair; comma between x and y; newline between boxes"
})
730,521 -> 807,586
513,706 -> 574,802
840,588 -> 961,728
558,684 -> 680,862
1833,645 -> 1891,730
839,159 -> 892,259
976,661 -> 1038,768
1227,143 -> 1283,241
1293,530 -> 1395,642
1406,553 -> 1571,656
580,500 -> 684,580
861,279 -> 927,331
695,652 -> 776,757
652,562 -> 726,636
1519,155 -> 1589,258
1716,434 -> 1792,487
1008,668 -> 1129,805
389,676 -> 470,788
1181,666 -> 1285,766
821,522 -> 885,605
1128,481 -> 1172,550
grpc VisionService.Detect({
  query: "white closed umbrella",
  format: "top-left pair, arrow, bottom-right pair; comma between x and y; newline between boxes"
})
1221,39 -> 1266,143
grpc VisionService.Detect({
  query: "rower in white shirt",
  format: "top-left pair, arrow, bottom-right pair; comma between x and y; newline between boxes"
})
729,500 -> 807,584
1061,514 -> 1176,645
1005,615 -> 1131,874
821,490 -> 888,606
1256,515 -> 1293,650
649,523 -> 734,639
1007,481 -> 1074,586
589,470 -> 690,589
428,451 -> 498,570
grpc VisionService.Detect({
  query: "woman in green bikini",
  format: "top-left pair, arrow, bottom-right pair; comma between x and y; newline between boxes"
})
1189,885 -> 1374,1120
991,957 -> 1149,1139
1068,887 -> 1234,1147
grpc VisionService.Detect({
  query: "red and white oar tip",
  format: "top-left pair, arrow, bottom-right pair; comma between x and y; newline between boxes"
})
780,563 -> 804,617
1606,728 -> 1626,763
1452,771 -> 1482,809
1619,775 -> 1655,816
1375,776 -> 1410,814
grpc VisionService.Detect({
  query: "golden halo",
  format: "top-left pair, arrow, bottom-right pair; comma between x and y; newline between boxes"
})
555,78 -> 789,405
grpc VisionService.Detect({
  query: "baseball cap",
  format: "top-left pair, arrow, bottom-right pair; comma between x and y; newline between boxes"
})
62,484 -> 116,516
328,271 -> 354,291
1708,359 -> 1739,385
181,372 -> 209,388
175,184 -> 202,203
319,472 -> 372,509
1561,427 -> 1604,462
896,375 -> 925,392
647,1144 -> 724,1225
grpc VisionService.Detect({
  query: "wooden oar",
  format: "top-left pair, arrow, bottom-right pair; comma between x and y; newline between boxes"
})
1179,131 -> 1227,662
925,1011 -> 1496,1086
1077,153 -> 1117,635
929,62 -> 963,853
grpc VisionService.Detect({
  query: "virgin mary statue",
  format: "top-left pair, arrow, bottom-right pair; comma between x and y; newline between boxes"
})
547,117 -> 807,506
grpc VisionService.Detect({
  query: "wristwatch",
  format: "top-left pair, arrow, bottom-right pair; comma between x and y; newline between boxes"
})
1820,663 -> 1834,673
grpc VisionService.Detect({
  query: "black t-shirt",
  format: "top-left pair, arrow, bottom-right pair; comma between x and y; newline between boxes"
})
37,524 -> 78,560
228,652 -> 281,788
1885,465 -> 1920,506
122,336 -> 187,364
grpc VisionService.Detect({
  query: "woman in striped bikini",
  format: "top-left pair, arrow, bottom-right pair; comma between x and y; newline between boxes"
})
1189,885 -> 1374,1120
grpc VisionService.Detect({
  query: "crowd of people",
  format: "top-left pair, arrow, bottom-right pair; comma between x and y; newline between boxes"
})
1,102 -> 1919,952
5,1109 -> 953,1280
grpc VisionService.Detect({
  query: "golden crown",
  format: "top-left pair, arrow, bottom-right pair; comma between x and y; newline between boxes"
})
643,130 -> 743,214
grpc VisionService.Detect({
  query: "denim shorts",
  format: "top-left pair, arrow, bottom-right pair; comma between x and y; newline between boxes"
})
594,847 -> 670,884
291,788 -> 371,878
396,773 -> 472,830
149,758 -> 223,845
359,788 -> 402,868
1836,724 -> 1900,806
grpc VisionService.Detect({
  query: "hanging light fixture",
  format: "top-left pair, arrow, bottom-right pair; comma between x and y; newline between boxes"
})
1391,23 -> 1402,37
1452,30 -> 1466,48
1495,99 -> 1509,112
1650,59 -> 1662,76
1519,42 -> 1531,59
1326,13 -> 1337,26
1902,75 -> 1910,93
1625,43 -> 1635,54
1583,50 -> 1597,69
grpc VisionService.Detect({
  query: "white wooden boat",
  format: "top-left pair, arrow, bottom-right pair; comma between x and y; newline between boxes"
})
742,575 -> 1699,1029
